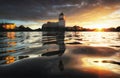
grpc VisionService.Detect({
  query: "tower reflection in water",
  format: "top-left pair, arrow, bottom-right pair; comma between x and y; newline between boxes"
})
42,30 -> 65,71
0,32 -> 16,65
41,13 -> 66,71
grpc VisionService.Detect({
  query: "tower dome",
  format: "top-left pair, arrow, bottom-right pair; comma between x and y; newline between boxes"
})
58,13 -> 65,27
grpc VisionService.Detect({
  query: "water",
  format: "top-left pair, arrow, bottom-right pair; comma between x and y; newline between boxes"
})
0,32 -> 120,64
0,31 -> 120,77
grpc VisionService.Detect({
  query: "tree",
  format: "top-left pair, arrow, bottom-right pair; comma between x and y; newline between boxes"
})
116,26 -> 120,31
73,26 -> 80,31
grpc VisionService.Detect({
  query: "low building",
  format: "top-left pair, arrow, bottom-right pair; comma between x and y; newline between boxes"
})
0,23 -> 16,30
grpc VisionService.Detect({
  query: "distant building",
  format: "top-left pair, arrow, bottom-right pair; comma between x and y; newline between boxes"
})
42,13 -> 65,31
58,13 -> 65,27
0,23 -> 16,30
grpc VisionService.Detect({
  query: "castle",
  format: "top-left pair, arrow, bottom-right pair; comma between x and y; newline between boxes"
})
42,13 -> 65,31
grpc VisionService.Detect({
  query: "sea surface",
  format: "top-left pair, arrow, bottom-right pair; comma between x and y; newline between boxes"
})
0,31 -> 120,77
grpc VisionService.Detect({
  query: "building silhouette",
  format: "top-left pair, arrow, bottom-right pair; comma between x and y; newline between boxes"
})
42,13 -> 65,31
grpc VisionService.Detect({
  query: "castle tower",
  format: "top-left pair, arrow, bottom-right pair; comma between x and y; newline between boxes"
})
58,13 -> 65,27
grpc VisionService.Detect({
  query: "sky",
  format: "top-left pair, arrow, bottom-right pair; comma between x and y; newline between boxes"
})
0,0 -> 120,29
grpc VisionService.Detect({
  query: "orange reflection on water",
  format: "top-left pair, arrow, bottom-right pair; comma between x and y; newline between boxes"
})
7,32 -> 16,39
7,50 -> 15,52
82,57 -> 110,69
5,32 -> 16,64
7,42 -> 16,46
5,56 -> 15,64
81,57 -> 120,75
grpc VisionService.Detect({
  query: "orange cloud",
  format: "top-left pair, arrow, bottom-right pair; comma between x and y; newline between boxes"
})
66,4 -> 120,28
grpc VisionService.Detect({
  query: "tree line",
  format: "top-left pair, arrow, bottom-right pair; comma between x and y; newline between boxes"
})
0,24 -> 120,32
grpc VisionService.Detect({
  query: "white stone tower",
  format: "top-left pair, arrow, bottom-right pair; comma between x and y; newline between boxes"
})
58,13 -> 65,27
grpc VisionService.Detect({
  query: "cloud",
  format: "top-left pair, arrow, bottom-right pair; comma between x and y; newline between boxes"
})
0,0 -> 118,20
0,0 -> 120,28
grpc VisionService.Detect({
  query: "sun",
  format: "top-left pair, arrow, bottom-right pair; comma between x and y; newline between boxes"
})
95,28 -> 104,32
92,24 -> 106,32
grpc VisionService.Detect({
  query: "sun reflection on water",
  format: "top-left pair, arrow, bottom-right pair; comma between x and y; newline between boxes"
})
81,57 -> 120,74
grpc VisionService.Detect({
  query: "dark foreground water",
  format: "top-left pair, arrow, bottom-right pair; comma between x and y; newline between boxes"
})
0,31 -> 120,78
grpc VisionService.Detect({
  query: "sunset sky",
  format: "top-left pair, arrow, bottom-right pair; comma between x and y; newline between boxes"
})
0,0 -> 120,29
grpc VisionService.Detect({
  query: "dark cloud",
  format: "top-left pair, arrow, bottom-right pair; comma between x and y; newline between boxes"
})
0,0 -> 120,21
